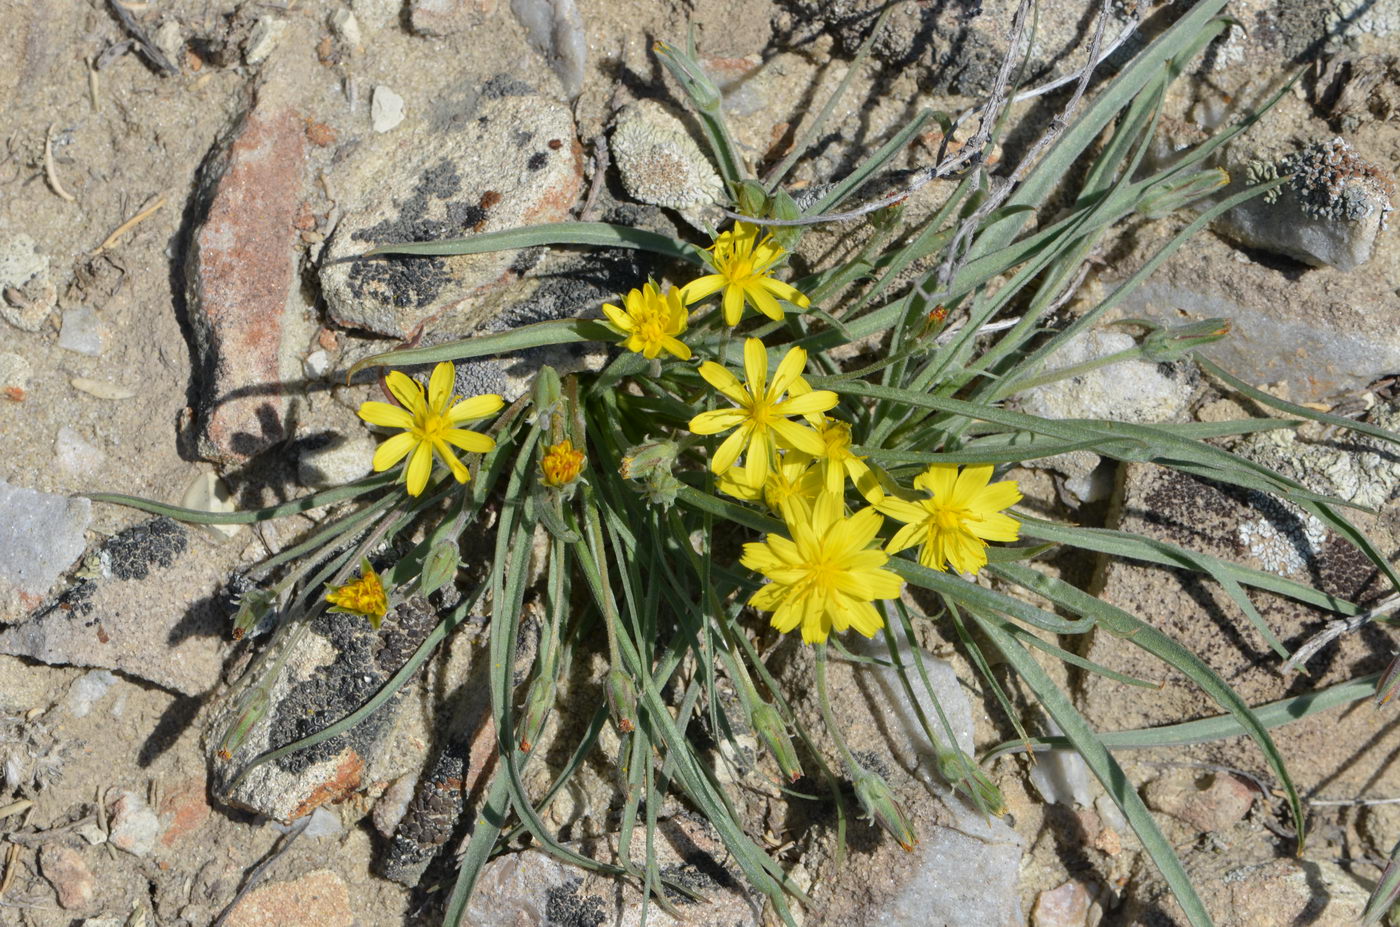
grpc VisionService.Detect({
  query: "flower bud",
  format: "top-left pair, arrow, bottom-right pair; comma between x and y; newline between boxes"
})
853,767 -> 918,851
750,702 -> 801,782
606,669 -> 638,734
519,676 -> 555,753
653,41 -> 722,113
231,588 -> 276,641
419,539 -> 460,597
937,747 -> 1006,816
216,686 -> 270,761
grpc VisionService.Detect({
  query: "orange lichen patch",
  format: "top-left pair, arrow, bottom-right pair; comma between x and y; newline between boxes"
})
159,777 -> 212,846
305,121 -> 337,148
3,386 -> 24,401
317,328 -> 338,351
288,753 -> 365,820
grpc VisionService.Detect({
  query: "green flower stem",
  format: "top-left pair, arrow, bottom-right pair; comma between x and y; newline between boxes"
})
812,643 -> 861,775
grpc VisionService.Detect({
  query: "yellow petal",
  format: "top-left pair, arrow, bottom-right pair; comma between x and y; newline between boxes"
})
689,408 -> 748,435
662,336 -> 692,360
679,274 -> 726,305
776,390 -> 838,417
447,394 -> 504,424
712,425 -> 750,474
358,401 -> 415,430
915,464 -> 958,500
433,439 -> 471,483
748,284 -> 784,321
769,346 -> 807,399
770,419 -> 826,457
697,362 -> 748,405
373,432 -> 418,471
442,428 -> 495,455
428,362 -> 456,412
742,338 -> 768,398
762,277 -> 811,309
405,440 -> 433,496
601,302 -> 632,331
723,285 -> 745,326
385,371 -> 427,416
970,511 -> 1020,543
973,480 -> 1023,513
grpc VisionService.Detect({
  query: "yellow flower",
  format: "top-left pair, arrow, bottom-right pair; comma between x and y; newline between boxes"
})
717,451 -> 825,522
688,338 -> 838,486
879,464 -> 1022,575
680,221 -> 811,326
601,282 -> 692,360
325,559 -> 388,629
358,361 -> 504,497
741,494 -> 903,644
813,417 -> 884,504
540,438 -> 586,486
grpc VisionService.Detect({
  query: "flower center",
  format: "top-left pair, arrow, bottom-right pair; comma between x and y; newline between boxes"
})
415,412 -> 451,443
725,256 -> 756,283
933,504 -> 973,531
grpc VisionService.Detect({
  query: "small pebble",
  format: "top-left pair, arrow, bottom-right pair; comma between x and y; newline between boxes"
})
330,8 -> 362,47
304,349 -> 330,378
372,85 -> 405,133
59,308 -> 104,356
63,669 -> 118,719
179,471 -> 242,541
0,352 -> 31,396
244,17 -> 287,65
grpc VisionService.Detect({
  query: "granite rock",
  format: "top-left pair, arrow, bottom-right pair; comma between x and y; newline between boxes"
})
319,83 -> 582,339
0,480 -> 91,621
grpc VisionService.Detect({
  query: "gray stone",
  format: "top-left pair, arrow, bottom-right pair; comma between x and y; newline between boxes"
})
510,0 -> 585,99
371,85 -> 405,133
108,789 -> 161,856
328,9 -> 361,48
0,518 -> 232,694
464,818 -> 761,926
0,480 -> 91,620
0,233 -> 56,332
1016,330 -> 1198,425
297,430 -> 376,489
58,307 -> 104,356
244,17 -> 287,65
1219,138 -> 1393,270
320,87 -> 583,338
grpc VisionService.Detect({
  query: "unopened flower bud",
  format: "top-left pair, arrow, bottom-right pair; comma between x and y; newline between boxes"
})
751,702 -> 801,782
853,768 -> 918,851
230,588 -> 276,641
937,747 -> 1006,816
519,676 -> 555,753
216,686 -> 270,761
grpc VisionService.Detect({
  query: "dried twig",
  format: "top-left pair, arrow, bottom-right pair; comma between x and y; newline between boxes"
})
43,124 -> 76,203
578,134 -> 610,223
92,193 -> 167,255
1282,592 -> 1400,674
105,0 -> 178,75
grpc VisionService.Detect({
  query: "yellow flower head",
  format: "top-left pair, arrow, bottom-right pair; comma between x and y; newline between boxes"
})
601,282 -> 692,361
878,464 -> 1022,575
717,451 -> 825,523
358,362 -> 504,497
540,438 -> 586,487
680,221 -> 811,326
813,417 -> 884,504
741,494 -> 903,644
325,558 -> 388,629
688,338 -> 838,487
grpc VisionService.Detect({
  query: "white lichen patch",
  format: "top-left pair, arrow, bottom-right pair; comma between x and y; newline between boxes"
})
1237,508 -> 1328,577
611,100 -> 723,210
1279,137 -> 1395,229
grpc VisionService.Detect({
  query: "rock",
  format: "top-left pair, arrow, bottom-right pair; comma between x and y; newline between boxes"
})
220,869 -> 353,927
611,101 -> 724,211
40,844 -> 95,910
351,0 -> 399,31
0,352 -> 31,399
62,669 -> 119,718
158,776 -> 212,846
186,44 -> 314,464
1032,880 -> 1093,927
371,85 -> 405,133
1014,329 -> 1197,499
1219,138 -> 1394,270
108,788 -> 162,856
0,480 -> 91,621
1079,450 -> 1395,796
509,0 -> 586,99
371,772 -> 418,839
209,596 -> 445,821
410,0 -> 497,36
1026,719 -> 1093,808
1123,857 -> 1368,926
0,232 -> 56,331
179,470 -> 243,542
1142,768 -> 1255,833
464,818 -> 759,926
775,631 -> 1024,927
153,19 -> 183,66
58,307 -> 104,356
328,9 -> 361,48
55,426 -> 106,477
297,430 -> 376,489
319,84 -> 583,338
244,17 -> 287,65
0,518 -> 234,695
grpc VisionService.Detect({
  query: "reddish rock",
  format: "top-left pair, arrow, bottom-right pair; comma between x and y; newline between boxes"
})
1144,769 -> 1255,834
221,868 -> 353,927
159,776 -> 212,846
186,62 -> 309,463
39,844 -> 94,910
288,752 -> 365,820
1032,880 -> 1092,927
